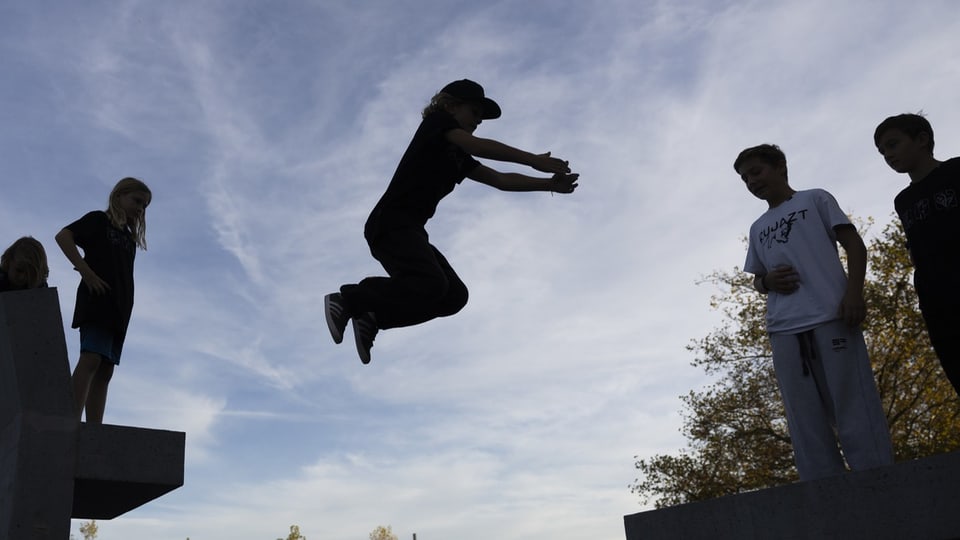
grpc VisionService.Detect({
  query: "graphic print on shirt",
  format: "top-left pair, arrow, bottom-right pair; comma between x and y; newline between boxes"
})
936,188 -> 958,212
758,208 -> 809,249
900,188 -> 958,231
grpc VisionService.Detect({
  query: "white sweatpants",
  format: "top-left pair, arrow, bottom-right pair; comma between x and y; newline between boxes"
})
769,319 -> 894,481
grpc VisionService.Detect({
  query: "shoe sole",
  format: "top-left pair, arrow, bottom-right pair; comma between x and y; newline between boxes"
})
324,294 -> 344,344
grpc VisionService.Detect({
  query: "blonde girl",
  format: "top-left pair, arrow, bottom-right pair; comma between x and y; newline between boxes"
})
56,177 -> 151,423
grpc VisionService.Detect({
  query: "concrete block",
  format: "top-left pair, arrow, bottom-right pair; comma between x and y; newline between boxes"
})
1,288 -> 78,540
73,423 -> 185,519
1,288 -> 186,537
624,450 -> 960,540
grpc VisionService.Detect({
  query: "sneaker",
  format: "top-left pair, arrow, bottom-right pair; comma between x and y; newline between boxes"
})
352,312 -> 378,365
324,293 -> 349,344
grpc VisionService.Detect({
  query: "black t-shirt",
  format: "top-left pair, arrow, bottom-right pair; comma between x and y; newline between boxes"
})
65,211 -> 137,334
364,110 -> 481,240
894,157 -> 960,296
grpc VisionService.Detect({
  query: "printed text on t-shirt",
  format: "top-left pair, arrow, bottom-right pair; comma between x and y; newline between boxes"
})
759,208 -> 809,249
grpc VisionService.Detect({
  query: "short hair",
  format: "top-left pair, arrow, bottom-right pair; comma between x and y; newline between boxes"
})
422,92 -> 466,118
874,113 -> 934,153
734,144 -> 787,177
1,236 -> 49,288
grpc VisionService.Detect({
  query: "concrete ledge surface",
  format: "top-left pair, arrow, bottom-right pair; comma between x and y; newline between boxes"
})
72,423 -> 185,519
624,450 -> 960,540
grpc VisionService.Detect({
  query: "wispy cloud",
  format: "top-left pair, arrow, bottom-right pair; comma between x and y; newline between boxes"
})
3,1 -> 959,539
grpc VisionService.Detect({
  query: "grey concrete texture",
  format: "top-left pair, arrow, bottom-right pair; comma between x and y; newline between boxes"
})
73,423 -> 185,519
624,449 -> 960,540
1,288 -> 185,538
1,288 -> 78,540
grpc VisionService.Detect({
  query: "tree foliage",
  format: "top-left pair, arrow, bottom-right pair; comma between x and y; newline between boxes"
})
79,520 -> 98,540
631,221 -> 960,508
277,524 -> 306,540
370,525 -> 399,540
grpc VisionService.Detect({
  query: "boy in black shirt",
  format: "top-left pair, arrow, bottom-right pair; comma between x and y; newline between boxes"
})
875,113 -> 960,396
325,79 -> 578,364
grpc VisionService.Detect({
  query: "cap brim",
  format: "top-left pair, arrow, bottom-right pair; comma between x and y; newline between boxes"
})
481,97 -> 501,120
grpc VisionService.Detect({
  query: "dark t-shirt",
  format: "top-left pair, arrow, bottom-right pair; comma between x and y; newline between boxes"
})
65,211 -> 137,336
364,110 -> 481,240
894,157 -> 960,300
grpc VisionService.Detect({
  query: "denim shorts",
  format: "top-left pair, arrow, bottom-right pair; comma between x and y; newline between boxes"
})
80,324 -> 122,365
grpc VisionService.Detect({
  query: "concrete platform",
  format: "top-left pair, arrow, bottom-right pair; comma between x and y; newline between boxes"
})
73,423 -> 185,519
624,450 -> 960,540
1,288 -> 185,538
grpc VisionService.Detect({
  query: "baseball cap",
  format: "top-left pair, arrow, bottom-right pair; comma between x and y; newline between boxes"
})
440,79 -> 502,120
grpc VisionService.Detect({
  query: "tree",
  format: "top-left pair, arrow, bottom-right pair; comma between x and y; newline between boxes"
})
277,524 -> 306,540
79,520 -> 98,540
370,525 -> 399,540
631,221 -> 960,508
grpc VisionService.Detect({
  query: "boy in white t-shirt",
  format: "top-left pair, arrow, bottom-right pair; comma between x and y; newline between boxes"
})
736,143 -> 893,481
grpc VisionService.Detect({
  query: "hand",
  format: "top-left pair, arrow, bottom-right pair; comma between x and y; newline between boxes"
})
764,265 -> 800,294
551,172 -> 579,194
840,289 -> 866,327
80,269 -> 110,295
530,152 -> 571,174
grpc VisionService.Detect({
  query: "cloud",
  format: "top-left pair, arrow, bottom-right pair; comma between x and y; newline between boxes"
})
2,1 -> 955,539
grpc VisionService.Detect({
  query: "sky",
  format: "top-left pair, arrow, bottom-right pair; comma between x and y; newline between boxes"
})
2,1 -> 959,539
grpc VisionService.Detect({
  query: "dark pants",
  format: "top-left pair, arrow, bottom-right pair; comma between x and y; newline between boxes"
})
920,299 -> 960,397
340,228 -> 468,330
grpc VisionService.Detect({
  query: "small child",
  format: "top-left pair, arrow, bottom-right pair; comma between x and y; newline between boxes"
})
874,113 -> 960,396
736,144 -> 893,481
55,177 -> 151,423
0,236 -> 49,291
325,79 -> 578,364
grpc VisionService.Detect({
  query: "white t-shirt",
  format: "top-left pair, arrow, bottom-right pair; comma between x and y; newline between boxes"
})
744,189 -> 852,334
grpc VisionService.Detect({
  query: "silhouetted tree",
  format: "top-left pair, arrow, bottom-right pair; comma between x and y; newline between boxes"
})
631,221 -> 960,508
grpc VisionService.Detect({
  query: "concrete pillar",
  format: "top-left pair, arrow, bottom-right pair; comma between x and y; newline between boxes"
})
1,288 -> 185,539
1,288 -> 78,540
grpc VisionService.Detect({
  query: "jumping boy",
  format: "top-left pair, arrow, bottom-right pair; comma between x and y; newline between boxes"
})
874,114 -> 960,397
736,143 -> 893,481
325,79 -> 578,364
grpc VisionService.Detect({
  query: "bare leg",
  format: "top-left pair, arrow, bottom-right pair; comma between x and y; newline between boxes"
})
84,362 -> 115,424
71,352 -> 103,420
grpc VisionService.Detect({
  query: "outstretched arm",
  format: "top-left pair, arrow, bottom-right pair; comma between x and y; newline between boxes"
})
446,129 -> 570,174
835,225 -> 867,327
467,164 -> 578,193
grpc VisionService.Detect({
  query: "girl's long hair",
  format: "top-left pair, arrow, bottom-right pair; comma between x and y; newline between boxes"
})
107,177 -> 151,250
